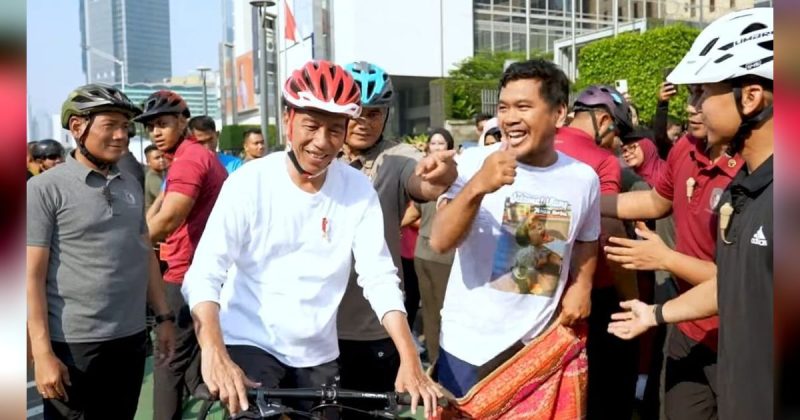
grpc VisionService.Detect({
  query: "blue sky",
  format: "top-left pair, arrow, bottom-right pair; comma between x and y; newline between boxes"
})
27,0 -> 222,119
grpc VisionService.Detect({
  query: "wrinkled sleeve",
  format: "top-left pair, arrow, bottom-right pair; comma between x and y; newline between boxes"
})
351,186 -> 406,323
181,173 -> 250,309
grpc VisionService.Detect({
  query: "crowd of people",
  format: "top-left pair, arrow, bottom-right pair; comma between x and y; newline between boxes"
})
26,7 -> 772,420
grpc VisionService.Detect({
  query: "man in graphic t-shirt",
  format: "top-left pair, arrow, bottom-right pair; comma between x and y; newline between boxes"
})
429,59 -> 600,398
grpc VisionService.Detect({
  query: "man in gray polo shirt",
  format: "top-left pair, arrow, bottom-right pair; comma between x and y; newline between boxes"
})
27,84 -> 175,420
337,62 -> 456,417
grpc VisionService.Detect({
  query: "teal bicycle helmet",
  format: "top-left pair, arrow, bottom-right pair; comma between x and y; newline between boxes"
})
344,61 -> 395,107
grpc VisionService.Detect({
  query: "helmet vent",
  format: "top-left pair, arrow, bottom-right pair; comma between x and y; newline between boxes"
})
367,80 -> 377,97
741,22 -> 767,35
714,53 -> 734,64
699,38 -> 718,56
334,79 -> 345,102
319,75 -> 328,99
758,40 -> 773,51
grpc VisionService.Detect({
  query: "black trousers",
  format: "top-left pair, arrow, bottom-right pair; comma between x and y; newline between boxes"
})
337,338 -> 400,419
401,257 -> 420,332
664,328 -> 718,420
153,283 -> 202,420
586,287 -> 639,420
228,345 -> 339,419
43,331 -> 147,420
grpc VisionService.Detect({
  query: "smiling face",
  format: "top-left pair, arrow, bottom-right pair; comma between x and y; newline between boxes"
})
621,142 -> 644,168
285,108 -> 349,176
70,111 -> 131,163
346,106 -> 387,151
497,78 -> 565,164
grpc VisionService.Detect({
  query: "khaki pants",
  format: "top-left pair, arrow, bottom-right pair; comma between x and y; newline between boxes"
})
414,257 -> 452,363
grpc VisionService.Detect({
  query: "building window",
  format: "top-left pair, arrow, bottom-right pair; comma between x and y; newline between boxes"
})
634,2 -> 639,17
730,0 -> 735,8
710,0 -> 715,12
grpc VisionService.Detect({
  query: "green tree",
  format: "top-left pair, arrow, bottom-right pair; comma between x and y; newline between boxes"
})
576,24 -> 700,125
438,50 -> 552,120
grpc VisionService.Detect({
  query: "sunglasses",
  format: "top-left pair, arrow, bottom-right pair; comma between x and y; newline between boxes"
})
44,154 -> 63,160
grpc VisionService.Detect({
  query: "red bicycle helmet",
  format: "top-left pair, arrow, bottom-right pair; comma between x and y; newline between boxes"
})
282,60 -> 362,118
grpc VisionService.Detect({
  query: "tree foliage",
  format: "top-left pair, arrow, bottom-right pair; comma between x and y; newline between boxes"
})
438,50 -> 551,120
449,51 -> 550,81
576,24 -> 700,124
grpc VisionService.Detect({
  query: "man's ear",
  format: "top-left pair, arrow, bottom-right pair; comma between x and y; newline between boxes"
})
740,83 -> 771,117
68,116 -> 87,140
554,103 -> 567,127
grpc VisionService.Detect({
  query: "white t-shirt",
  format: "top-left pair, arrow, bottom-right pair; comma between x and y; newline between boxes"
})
182,152 -> 405,368
440,144 -> 600,366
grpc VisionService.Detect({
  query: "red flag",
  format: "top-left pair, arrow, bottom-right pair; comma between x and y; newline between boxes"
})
284,0 -> 297,42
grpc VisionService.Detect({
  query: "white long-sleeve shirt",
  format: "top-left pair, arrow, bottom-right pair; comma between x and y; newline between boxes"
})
182,152 -> 405,368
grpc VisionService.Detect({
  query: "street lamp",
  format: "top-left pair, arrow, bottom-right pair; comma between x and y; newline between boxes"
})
222,42 -> 238,125
197,66 -> 211,116
250,0 -> 283,145
84,45 -> 126,90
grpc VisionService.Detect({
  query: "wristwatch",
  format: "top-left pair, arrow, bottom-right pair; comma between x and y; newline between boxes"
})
154,313 -> 176,325
653,304 -> 666,325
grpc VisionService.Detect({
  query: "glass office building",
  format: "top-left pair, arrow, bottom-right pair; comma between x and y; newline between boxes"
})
80,0 -> 172,85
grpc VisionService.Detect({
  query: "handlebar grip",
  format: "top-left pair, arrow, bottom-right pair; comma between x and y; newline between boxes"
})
396,393 -> 450,408
194,383 -> 218,401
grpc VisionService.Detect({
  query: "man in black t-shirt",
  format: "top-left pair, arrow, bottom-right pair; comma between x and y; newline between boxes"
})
605,8 -> 774,420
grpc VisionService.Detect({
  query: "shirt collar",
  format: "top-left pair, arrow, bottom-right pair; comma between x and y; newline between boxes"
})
340,136 -> 394,172
731,154 -> 773,195
687,135 -> 743,178
556,126 -> 595,145
65,151 -> 122,182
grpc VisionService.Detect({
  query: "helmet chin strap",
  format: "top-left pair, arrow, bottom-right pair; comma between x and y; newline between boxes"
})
730,86 -> 773,155
77,116 -> 113,171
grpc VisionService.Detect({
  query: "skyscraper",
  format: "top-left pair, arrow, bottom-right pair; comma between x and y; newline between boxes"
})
80,0 -> 172,85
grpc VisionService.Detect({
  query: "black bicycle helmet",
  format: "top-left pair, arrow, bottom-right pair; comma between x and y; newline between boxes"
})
31,139 -> 65,160
134,90 -> 191,123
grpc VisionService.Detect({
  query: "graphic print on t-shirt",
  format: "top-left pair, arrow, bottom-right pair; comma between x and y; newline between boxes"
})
489,192 -> 571,296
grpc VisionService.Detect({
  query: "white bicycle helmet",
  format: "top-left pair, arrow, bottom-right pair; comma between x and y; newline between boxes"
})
667,7 -> 773,85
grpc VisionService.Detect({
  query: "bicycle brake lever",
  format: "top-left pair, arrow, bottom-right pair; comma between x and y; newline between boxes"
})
254,389 -> 293,418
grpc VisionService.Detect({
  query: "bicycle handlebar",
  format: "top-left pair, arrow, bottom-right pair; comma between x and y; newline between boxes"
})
194,383 -> 449,408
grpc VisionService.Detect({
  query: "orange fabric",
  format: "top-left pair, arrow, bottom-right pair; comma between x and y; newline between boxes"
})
440,324 -> 588,420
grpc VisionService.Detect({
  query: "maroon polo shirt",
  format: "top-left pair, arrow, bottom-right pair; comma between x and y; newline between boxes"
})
655,134 -> 743,350
161,137 -> 227,284
555,126 -> 621,289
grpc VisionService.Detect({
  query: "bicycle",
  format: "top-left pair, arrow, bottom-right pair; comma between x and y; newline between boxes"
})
193,379 -> 450,420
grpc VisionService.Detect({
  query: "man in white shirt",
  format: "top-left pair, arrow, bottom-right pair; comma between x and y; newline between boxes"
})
181,60 -> 441,418
429,59 -> 600,397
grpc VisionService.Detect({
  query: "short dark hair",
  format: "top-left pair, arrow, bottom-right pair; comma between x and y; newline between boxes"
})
499,59 -> 570,110
188,116 -> 216,133
473,112 -> 493,124
144,144 -> 159,158
427,128 -> 455,151
243,128 -> 264,144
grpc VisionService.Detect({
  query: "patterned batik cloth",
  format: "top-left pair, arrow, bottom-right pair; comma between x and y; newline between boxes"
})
439,323 -> 588,420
